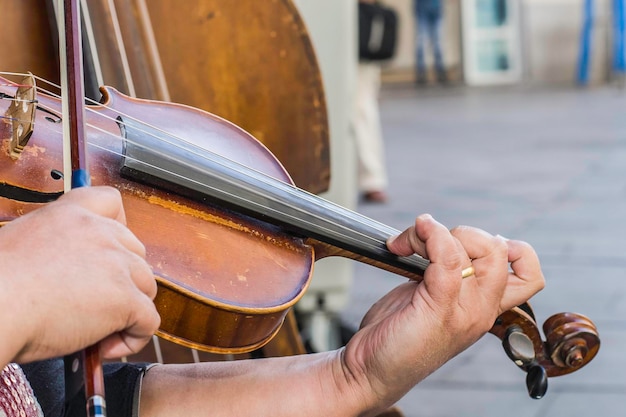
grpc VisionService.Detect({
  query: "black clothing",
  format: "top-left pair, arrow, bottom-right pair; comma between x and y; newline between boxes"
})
22,359 -> 149,417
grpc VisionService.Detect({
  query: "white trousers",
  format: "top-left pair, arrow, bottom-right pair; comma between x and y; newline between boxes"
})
352,62 -> 388,192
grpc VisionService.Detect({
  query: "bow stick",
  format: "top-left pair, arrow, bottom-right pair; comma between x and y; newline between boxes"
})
59,0 -> 107,416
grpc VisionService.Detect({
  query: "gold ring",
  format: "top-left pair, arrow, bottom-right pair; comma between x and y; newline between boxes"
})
461,266 -> 475,279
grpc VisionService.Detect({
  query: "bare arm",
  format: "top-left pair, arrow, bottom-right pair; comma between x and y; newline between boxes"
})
139,214 -> 545,417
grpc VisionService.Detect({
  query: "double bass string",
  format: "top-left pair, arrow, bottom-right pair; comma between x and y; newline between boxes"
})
0,72 -> 428,273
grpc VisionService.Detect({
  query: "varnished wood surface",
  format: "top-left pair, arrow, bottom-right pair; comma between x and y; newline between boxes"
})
144,0 -> 330,193
1,0 -> 58,82
0,82 -> 315,353
1,0 -> 330,194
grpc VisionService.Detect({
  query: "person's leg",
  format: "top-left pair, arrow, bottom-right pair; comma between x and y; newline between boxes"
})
415,15 -> 429,84
352,63 -> 388,201
429,13 -> 446,83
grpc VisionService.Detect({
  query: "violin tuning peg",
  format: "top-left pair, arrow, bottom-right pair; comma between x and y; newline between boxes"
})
502,325 -> 536,366
526,364 -> 548,399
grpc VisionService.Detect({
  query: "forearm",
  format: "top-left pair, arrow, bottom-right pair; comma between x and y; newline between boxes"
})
0,265 -> 30,369
139,349 -> 380,417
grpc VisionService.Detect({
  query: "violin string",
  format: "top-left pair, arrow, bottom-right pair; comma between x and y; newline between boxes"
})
0,72 -> 61,92
3,72 -> 300,196
10,108 -> 426,276
4,84 -> 402,258
0,97 -> 38,104
81,126 -> 400,256
0,84 -> 35,89
0,73 -> 406,254
46,113 -> 399,257
1,72 -> 398,241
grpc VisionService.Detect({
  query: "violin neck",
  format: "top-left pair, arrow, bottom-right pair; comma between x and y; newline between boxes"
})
119,117 -> 428,280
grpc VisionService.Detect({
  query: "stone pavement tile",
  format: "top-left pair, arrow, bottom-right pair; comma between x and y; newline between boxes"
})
395,389 -> 626,417
387,323 -> 626,417
530,264 -> 626,320
533,392 -> 626,417
342,84 -> 626,417
394,384 -> 548,417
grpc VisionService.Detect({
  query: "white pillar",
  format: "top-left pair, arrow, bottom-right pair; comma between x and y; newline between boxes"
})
291,0 -> 358,351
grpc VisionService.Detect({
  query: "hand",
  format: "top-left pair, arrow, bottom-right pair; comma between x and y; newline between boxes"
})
338,214 -> 545,412
0,186 -> 160,366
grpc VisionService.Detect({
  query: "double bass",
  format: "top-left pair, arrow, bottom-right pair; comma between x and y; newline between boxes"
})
1,0 -> 599,405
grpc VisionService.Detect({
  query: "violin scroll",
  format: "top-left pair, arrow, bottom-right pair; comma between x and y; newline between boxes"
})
543,313 -> 599,371
491,305 -> 600,399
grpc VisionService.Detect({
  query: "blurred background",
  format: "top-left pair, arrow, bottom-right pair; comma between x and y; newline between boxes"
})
293,1 -> 626,416
6,0 -> 621,415
381,0 -> 618,86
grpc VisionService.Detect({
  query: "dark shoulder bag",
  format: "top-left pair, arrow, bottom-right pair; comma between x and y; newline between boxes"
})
358,2 -> 398,61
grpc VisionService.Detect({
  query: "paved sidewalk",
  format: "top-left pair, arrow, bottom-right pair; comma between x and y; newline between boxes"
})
342,83 -> 626,417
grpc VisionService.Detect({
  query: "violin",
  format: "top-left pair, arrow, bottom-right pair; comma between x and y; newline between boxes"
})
0,72 -> 599,399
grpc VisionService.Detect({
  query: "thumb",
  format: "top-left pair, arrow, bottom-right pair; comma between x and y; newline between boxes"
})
387,214 -> 434,257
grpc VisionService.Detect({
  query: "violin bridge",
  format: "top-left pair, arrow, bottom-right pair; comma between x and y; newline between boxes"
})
6,74 -> 36,158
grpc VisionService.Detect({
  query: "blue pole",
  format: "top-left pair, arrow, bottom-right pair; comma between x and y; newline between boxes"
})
613,0 -> 626,74
578,0 -> 593,85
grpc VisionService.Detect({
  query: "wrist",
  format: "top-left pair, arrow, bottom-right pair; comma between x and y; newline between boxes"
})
327,348 -> 390,417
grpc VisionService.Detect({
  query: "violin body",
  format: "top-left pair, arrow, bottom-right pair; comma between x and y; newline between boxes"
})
0,79 -> 314,353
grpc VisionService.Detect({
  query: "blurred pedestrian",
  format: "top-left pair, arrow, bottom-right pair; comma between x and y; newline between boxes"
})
353,0 -> 391,203
353,61 -> 388,203
414,0 -> 447,85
